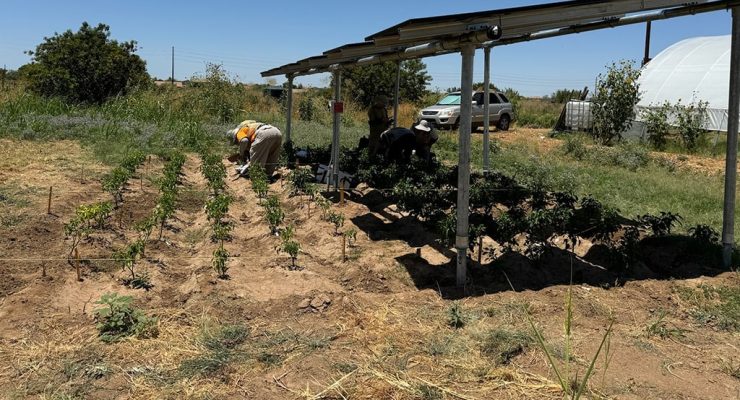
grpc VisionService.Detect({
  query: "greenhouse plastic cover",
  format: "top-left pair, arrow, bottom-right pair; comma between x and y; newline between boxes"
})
637,35 -> 732,131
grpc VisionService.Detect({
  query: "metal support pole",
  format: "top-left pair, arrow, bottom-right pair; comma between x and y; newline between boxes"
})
330,70 -> 342,191
456,45 -> 475,287
393,61 -> 401,128
483,47 -> 491,174
642,21 -> 652,66
723,8 -> 740,268
285,75 -> 294,144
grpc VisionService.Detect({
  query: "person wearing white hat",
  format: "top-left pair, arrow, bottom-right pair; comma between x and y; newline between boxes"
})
227,120 -> 282,177
379,120 -> 438,164
412,120 -> 438,163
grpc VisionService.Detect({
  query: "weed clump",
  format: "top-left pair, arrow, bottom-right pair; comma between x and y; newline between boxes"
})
94,293 -> 158,343
179,324 -> 250,377
480,329 -> 532,365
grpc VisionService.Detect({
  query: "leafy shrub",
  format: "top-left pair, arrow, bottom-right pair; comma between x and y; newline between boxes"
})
327,211 -> 345,235
491,211 -> 522,250
249,165 -> 269,199
638,212 -> 682,236
63,201 -> 113,257
608,141 -> 650,171
298,95 -> 316,121
263,195 -> 284,234
94,293 -> 158,343
344,227 -> 358,247
591,60 -> 642,145
562,135 -> 589,160
25,23 -> 149,104
280,239 -> 301,270
205,193 -> 232,224
114,240 -> 152,290
212,247 -> 230,279
447,302 -> 466,329
642,101 -> 672,150
674,100 -> 708,151
689,224 -> 719,245
200,153 -> 227,195
287,167 -> 315,196
436,211 -> 456,247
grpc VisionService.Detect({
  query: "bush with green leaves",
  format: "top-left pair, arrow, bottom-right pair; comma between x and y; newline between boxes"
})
249,165 -> 269,199
327,211 -> 345,235
638,212 -> 682,236
674,100 -> 708,151
591,60 -> 642,145
298,95 -> 316,121
101,151 -> 146,207
688,224 -> 720,245
642,101 -> 672,150
447,302 -> 466,329
280,239 -> 301,270
263,195 -> 285,235
212,246 -> 230,279
344,227 -> 358,247
113,239 -> 152,290
134,215 -> 156,256
94,293 -> 158,343
63,201 -> 114,257
200,153 -> 227,195
287,167 -> 315,196
150,152 -> 185,239
24,23 -> 149,104
562,135 -> 589,160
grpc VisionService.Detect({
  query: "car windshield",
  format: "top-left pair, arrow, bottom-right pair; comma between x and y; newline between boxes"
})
437,94 -> 461,105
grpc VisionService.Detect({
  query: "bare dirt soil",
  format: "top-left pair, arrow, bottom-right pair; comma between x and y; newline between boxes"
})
0,139 -> 738,399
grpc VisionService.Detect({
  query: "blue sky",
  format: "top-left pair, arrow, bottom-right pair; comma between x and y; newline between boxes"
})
0,1 -> 734,96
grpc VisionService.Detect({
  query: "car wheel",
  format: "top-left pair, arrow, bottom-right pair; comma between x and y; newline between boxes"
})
497,115 -> 511,131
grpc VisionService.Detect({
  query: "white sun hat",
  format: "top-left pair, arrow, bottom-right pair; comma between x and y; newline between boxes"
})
414,120 -> 432,132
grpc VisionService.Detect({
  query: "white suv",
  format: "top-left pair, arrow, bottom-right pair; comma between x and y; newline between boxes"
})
418,91 -> 515,131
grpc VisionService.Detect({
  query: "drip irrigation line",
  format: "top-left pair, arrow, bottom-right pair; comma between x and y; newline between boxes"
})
0,256 -> 247,262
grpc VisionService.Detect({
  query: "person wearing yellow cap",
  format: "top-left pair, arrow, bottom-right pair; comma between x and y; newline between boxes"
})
227,120 -> 283,178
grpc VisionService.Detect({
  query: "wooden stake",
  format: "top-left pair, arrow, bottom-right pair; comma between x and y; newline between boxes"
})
339,185 -> 345,206
74,248 -> 82,281
342,235 -> 346,261
47,186 -> 52,214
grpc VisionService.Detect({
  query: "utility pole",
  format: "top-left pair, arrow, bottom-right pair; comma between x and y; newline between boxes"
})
171,47 -> 175,85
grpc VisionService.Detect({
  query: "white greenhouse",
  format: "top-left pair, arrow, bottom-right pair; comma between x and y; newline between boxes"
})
637,35 -> 733,131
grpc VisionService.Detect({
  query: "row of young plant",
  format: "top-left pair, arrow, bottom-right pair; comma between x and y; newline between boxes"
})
101,151 -> 147,207
199,151 -> 233,279
65,151 -> 148,262
248,166 -> 302,269
114,152 -> 186,290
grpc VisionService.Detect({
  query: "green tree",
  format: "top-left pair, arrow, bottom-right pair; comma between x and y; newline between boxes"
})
591,60 -> 642,145
24,22 -> 149,104
340,60 -> 431,107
